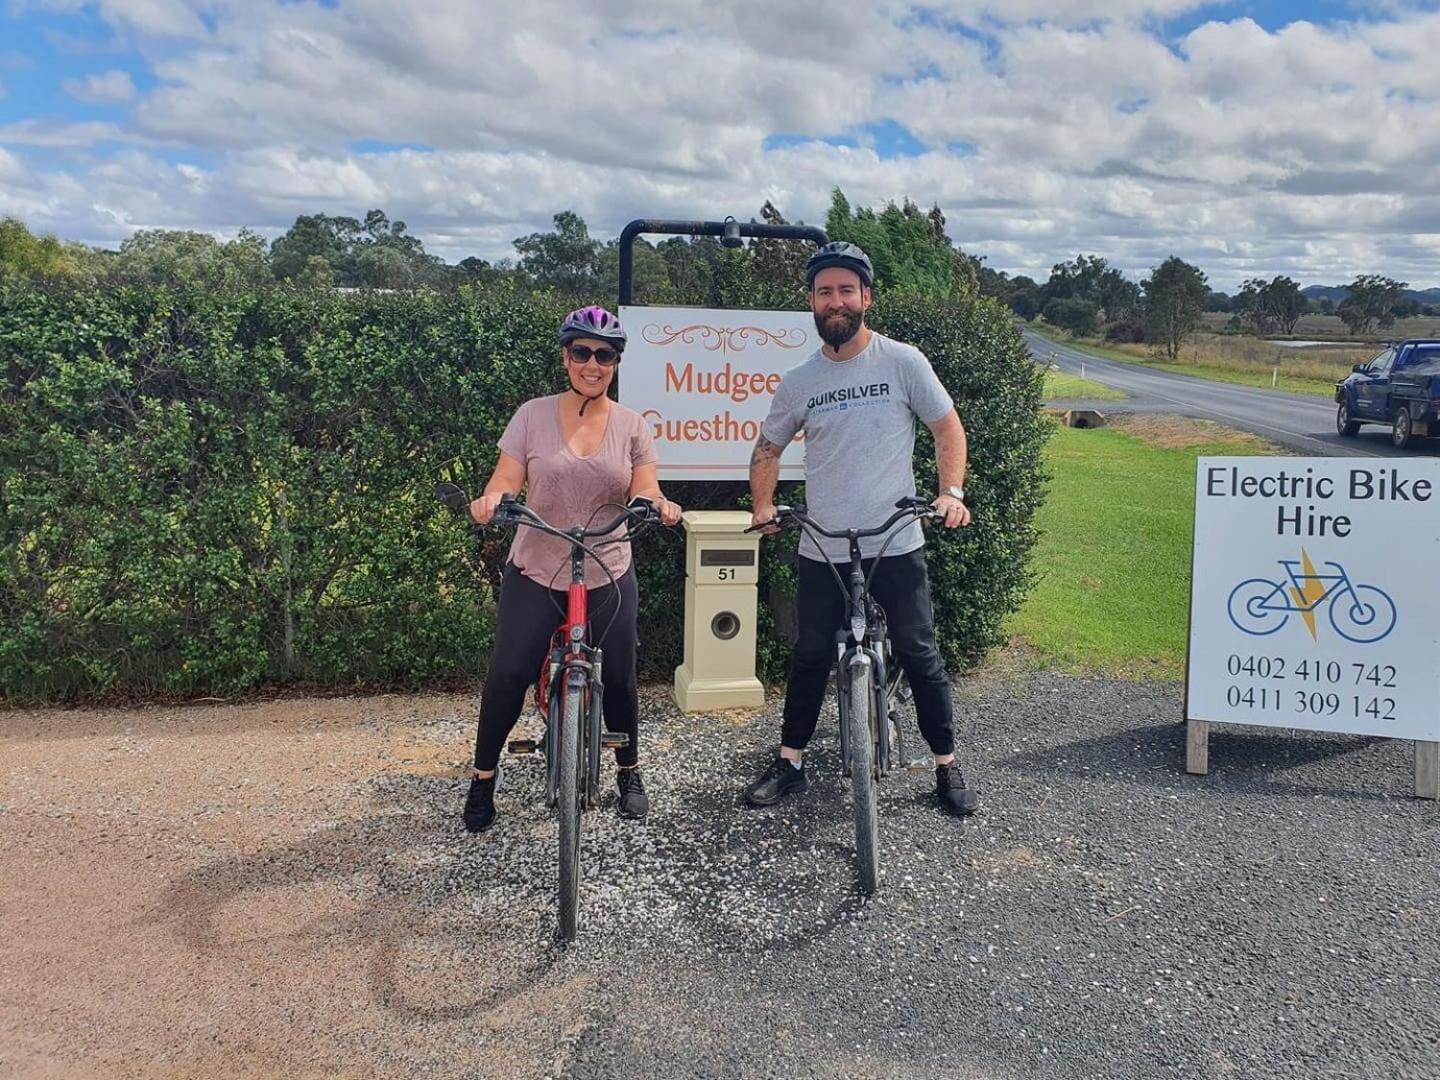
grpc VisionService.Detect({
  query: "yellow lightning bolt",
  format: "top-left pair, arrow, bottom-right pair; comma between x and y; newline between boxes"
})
1290,548 -> 1325,640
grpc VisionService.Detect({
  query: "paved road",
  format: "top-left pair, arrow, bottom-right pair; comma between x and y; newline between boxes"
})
1023,328 -> 1424,458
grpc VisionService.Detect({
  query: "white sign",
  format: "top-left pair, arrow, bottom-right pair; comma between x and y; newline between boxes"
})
619,305 -> 813,480
1186,457 -> 1440,740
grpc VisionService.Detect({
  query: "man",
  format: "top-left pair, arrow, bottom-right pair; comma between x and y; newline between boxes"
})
744,240 -> 979,817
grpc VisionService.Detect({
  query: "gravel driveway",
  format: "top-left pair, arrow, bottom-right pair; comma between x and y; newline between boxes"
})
3,663 -> 1437,1079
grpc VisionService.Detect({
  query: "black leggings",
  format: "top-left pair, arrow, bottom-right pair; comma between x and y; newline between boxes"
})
473,563 -> 640,772
780,548 -> 956,756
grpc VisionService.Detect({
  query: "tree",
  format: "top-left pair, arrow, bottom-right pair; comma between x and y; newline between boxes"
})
1043,254 -> 1140,321
513,210 -> 598,295
825,189 -> 977,299
747,200 -> 810,309
1042,297 -> 1099,337
107,228 -> 270,289
356,244 -> 416,289
270,209 -> 442,288
1232,278 -> 1269,334
0,217 -> 86,279
1142,256 -> 1208,361
271,213 -> 363,282
1007,277 -> 1042,321
657,236 -> 720,305
595,236 -> 674,305
1265,276 -> 1304,334
1338,274 -> 1408,334
1235,275 -> 1304,336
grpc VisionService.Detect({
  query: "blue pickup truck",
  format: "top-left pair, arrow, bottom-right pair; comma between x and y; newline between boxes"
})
1335,339 -> 1440,448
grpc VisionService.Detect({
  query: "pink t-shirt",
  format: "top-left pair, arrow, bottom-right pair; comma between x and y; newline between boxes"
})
498,395 -> 658,587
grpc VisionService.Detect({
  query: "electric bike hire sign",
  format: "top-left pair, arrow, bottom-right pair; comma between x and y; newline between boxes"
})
618,305 -> 811,480
1187,457 -> 1440,741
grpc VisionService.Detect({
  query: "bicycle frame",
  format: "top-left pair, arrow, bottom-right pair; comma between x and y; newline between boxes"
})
833,535 -> 894,780
1260,560 -> 1354,614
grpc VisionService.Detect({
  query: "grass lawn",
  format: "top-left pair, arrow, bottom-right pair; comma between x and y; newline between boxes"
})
1005,419 -> 1274,680
1042,371 -> 1126,400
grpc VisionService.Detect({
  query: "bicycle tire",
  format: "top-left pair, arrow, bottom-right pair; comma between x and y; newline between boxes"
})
1329,583 -> 1397,644
557,674 -> 583,941
585,673 -> 603,808
545,672 -> 562,808
847,658 -> 880,895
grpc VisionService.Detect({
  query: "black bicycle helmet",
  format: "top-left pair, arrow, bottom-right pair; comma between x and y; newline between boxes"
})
805,241 -> 874,288
558,305 -> 627,352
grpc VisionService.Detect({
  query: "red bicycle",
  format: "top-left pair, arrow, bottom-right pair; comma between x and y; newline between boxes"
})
437,484 -> 661,940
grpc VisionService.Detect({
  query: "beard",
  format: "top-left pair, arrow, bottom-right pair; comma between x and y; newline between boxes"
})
815,307 -> 863,348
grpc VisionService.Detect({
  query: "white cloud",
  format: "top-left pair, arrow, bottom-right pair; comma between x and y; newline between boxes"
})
15,0 -> 215,38
0,147 -> 30,184
62,69 -> 138,104
7,1 -> 1440,290
0,118 -> 141,146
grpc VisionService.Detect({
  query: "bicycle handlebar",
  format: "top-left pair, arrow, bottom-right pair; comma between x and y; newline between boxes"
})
493,493 -> 660,538
434,483 -> 660,543
745,496 -> 938,538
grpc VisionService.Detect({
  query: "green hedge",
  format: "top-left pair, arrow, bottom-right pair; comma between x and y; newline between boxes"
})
1,280 -> 1046,702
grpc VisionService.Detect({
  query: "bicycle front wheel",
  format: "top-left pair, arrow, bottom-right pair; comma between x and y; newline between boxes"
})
1329,584 -> 1397,644
847,659 -> 880,895
557,676 -> 583,942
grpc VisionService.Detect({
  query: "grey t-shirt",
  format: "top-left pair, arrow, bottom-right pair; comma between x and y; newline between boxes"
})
761,331 -> 953,561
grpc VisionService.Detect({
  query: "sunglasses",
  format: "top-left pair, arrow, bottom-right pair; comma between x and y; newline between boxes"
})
567,344 -> 620,366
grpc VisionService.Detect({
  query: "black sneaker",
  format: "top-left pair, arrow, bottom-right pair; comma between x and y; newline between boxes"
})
744,756 -> 808,806
616,767 -> 649,820
462,774 -> 497,833
935,762 -> 978,817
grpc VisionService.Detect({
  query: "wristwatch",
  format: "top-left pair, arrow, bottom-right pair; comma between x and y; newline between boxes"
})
944,485 -> 965,501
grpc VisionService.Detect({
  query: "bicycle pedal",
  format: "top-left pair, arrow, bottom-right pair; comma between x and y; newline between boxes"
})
507,738 -> 539,755
600,733 -> 630,749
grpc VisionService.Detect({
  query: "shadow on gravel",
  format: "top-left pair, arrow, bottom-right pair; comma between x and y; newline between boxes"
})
657,742 -> 874,952
146,790 -> 564,1023
1006,722 -> 1407,800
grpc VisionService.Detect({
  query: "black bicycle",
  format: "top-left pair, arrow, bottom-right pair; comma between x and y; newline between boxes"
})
437,484 -> 661,940
750,496 -> 938,894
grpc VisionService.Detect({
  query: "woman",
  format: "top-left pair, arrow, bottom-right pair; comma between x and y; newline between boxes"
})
463,305 -> 682,832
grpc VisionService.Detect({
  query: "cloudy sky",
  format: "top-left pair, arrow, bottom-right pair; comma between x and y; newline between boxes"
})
3,0 -> 1439,291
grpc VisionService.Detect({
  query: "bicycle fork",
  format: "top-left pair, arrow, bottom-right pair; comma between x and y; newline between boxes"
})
837,641 -> 890,779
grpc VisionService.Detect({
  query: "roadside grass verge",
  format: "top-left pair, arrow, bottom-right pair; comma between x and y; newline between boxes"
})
1026,322 -> 1371,398
1042,371 -> 1126,400
1004,416 -> 1275,680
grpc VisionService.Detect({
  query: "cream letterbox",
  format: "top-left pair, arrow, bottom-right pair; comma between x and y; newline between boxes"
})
673,510 -> 766,712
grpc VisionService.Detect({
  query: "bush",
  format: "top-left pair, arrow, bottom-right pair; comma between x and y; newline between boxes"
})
1042,297 -> 1099,337
1,280 -> 1047,701
1104,319 -> 1147,344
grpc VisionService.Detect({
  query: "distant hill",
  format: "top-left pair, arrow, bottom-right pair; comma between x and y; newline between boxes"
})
1302,284 -> 1440,305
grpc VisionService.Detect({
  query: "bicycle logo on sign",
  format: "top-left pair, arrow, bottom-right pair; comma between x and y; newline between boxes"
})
1227,556 -> 1397,644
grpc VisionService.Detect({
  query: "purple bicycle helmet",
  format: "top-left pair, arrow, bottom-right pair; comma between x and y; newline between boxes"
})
558,305 -> 627,353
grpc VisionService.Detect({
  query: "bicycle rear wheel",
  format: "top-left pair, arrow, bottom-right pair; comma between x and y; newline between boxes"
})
557,674 -> 583,941
847,658 -> 880,895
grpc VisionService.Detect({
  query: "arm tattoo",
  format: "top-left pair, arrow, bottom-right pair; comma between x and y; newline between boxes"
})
750,437 -> 783,467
